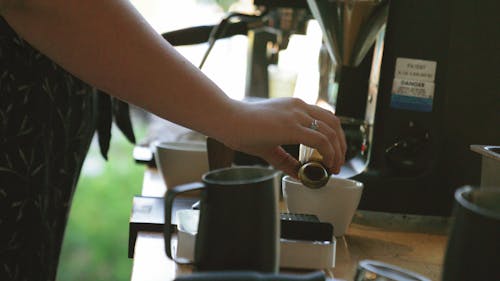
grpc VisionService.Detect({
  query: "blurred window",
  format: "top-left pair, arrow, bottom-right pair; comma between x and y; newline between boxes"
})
130,0 -> 247,100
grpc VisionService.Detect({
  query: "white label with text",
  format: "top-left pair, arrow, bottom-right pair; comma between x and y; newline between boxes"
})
391,57 -> 437,112
394,58 -> 436,82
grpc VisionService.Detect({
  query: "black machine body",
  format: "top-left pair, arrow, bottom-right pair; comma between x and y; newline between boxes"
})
336,0 -> 500,215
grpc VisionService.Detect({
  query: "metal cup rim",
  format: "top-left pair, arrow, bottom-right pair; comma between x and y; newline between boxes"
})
455,186 -> 500,220
357,259 -> 431,281
202,166 -> 279,186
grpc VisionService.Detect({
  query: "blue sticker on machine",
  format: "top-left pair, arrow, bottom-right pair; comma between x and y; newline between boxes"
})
391,94 -> 433,112
390,78 -> 435,112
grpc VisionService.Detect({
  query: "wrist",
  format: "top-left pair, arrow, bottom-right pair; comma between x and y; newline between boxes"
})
209,99 -> 247,151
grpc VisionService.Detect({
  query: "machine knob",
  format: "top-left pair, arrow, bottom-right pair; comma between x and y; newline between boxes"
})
385,136 -> 430,175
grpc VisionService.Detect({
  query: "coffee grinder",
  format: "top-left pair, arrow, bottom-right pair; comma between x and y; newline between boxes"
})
308,0 -> 500,215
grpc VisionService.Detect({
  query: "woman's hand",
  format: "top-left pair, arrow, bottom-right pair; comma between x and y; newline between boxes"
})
0,0 -> 345,178
221,98 -> 347,178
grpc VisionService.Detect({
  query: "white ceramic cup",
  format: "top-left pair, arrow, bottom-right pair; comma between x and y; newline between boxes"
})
282,175 -> 363,237
153,141 -> 209,189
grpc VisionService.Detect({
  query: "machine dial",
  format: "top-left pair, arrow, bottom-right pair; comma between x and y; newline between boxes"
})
385,122 -> 431,175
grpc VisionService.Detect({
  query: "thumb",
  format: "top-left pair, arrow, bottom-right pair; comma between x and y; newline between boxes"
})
260,146 -> 300,179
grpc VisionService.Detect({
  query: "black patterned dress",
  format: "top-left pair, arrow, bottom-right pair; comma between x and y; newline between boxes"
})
0,17 -> 134,281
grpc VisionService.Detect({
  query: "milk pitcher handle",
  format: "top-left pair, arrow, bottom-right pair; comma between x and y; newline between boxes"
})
164,182 -> 205,260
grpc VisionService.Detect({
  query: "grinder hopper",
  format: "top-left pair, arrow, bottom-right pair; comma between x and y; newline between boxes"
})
308,0 -> 388,126
307,0 -> 389,67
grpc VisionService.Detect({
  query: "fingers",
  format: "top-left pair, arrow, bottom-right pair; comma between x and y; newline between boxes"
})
292,108 -> 345,174
235,98 -> 346,176
295,123 -> 339,173
259,146 -> 301,179
314,119 -> 344,174
308,106 -> 347,158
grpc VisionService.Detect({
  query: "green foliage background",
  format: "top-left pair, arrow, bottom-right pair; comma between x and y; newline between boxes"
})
57,123 -> 146,281
56,2 -> 240,279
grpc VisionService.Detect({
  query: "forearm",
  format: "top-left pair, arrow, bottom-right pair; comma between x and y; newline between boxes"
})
1,0 -> 240,140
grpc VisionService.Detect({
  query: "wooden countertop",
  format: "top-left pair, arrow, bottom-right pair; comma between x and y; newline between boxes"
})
130,169 -> 450,281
